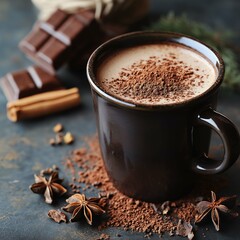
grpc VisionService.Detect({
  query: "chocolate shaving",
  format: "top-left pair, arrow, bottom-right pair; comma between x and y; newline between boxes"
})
152,201 -> 171,215
176,220 -> 194,240
48,209 -> 67,223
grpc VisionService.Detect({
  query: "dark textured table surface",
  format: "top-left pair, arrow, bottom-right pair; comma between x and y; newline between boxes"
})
0,0 -> 240,239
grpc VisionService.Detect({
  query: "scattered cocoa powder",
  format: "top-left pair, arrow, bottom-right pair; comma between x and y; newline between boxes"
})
63,135 -> 228,238
101,55 -> 201,104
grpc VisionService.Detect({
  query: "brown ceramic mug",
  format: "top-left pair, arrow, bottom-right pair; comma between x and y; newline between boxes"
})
87,32 -> 240,202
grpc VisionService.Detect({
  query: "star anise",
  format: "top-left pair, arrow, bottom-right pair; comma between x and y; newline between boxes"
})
62,193 -> 105,225
30,171 -> 67,204
195,191 -> 238,231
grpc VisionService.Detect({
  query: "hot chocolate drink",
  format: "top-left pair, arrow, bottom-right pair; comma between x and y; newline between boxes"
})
88,32 -> 240,202
97,43 -> 217,105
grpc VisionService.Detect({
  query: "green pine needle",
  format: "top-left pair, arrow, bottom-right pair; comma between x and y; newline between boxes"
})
147,13 -> 240,89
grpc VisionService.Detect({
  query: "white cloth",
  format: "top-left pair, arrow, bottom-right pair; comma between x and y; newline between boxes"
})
32,0 -> 133,20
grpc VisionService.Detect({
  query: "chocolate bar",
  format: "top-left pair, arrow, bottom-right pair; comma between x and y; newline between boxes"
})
19,9 -> 99,74
0,66 -> 63,101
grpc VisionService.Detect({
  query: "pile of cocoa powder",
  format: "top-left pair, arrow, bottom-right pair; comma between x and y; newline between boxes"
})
63,135 -> 227,238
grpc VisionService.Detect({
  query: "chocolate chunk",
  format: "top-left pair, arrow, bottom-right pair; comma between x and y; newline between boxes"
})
0,66 -> 63,101
19,9 -> 99,74
37,38 -> 67,69
40,9 -> 69,34
20,28 -> 49,53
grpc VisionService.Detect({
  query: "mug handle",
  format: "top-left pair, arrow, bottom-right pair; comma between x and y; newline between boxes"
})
192,108 -> 240,174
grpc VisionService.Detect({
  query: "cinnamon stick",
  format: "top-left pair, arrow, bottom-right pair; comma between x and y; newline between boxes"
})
7,88 -> 80,122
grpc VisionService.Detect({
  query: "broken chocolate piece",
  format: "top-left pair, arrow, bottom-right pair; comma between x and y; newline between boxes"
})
19,9 -> 99,74
48,209 -> 68,223
0,66 -> 63,101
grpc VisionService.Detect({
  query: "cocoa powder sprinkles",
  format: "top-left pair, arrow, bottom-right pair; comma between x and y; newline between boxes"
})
103,56 -> 197,103
63,135 -> 235,238
98,43 -> 217,105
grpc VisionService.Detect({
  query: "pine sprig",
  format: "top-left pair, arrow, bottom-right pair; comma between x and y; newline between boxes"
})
147,13 -> 240,89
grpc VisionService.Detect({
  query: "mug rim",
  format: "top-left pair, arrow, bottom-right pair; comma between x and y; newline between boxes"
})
86,31 -> 225,110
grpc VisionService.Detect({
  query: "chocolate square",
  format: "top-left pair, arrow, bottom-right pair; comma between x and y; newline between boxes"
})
0,66 -> 63,101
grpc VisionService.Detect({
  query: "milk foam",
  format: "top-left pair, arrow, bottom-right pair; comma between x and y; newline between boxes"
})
97,43 -> 217,105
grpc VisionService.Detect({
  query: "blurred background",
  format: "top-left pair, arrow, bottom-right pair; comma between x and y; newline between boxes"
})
0,0 -> 239,91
